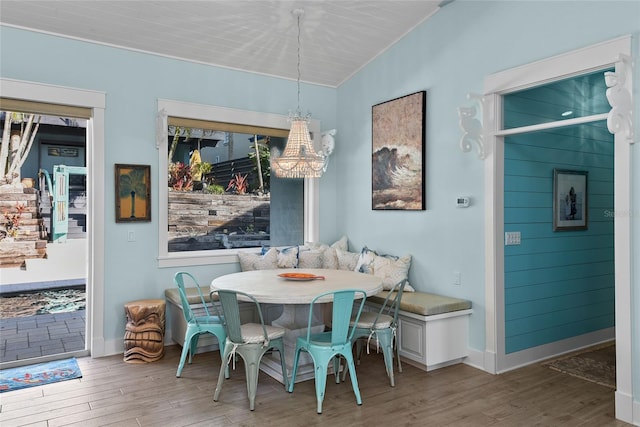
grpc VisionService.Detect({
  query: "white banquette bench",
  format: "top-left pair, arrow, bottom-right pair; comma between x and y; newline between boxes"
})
364,290 -> 472,371
164,237 -> 472,372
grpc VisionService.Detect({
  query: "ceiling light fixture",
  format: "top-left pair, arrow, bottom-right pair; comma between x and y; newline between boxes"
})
271,9 -> 327,179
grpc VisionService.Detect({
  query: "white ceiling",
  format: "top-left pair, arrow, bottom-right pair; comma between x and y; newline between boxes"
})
0,1 -> 444,87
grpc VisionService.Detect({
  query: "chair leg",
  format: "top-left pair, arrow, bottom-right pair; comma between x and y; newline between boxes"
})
213,331 -> 230,379
273,341 -> 289,390
176,330 -> 196,377
343,352 -> 363,406
395,334 -> 402,373
214,343 -> 231,402
341,352 -> 349,382
189,334 -> 200,364
314,360 -> 329,414
332,356 -> 341,384
376,331 -> 395,387
245,358 -> 260,411
288,346 -> 302,393
355,338 -> 364,365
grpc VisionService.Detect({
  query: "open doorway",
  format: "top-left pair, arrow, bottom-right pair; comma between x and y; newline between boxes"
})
481,36 -> 634,423
1,107 -> 90,368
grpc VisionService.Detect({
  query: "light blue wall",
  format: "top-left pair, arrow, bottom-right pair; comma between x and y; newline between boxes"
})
335,0 -> 639,400
504,127 -> 615,353
0,25 -> 338,345
1,0 -> 639,408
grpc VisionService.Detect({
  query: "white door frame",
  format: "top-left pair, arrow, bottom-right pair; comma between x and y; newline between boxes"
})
1,78 -> 107,358
481,36 -> 634,423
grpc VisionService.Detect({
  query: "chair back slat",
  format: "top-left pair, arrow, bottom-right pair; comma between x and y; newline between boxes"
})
216,290 -> 244,343
374,279 -> 407,328
331,291 -> 356,345
308,289 -> 366,345
174,272 -> 211,324
388,279 -> 407,323
213,289 -> 269,344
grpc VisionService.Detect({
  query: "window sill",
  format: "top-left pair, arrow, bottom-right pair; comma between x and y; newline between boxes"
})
158,250 -> 241,268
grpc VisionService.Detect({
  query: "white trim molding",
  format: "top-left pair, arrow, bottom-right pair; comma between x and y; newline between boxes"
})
0,78 -> 107,358
482,36 -> 634,424
156,99 -> 321,268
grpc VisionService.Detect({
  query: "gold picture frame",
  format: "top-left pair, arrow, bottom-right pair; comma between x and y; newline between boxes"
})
115,164 -> 151,222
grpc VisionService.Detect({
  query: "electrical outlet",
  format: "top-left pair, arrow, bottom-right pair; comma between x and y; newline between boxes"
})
505,231 -> 521,245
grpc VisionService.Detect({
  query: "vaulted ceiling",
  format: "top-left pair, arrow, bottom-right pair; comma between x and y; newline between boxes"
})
0,1 -> 446,87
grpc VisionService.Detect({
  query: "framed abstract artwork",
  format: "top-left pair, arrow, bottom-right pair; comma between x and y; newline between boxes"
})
115,164 -> 151,222
372,91 -> 426,210
553,169 -> 588,231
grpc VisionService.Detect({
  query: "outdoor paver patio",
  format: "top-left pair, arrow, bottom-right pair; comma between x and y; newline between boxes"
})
0,309 -> 86,362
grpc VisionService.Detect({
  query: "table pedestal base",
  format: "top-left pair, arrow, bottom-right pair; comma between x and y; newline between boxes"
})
265,303 -> 328,384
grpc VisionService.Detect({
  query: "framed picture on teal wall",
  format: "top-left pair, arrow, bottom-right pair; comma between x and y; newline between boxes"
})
553,169 -> 587,231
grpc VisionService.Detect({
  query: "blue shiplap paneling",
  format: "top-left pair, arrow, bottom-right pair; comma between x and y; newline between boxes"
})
503,118 -> 614,354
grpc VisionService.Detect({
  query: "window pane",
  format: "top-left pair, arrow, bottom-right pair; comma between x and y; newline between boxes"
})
503,69 -> 612,129
167,125 -> 303,252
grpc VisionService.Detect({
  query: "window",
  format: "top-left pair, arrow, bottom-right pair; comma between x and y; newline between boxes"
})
157,100 -> 320,267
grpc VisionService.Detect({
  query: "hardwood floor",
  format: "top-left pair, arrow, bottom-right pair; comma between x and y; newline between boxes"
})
0,345 -> 630,427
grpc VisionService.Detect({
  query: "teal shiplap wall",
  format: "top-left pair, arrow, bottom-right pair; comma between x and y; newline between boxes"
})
504,122 -> 615,354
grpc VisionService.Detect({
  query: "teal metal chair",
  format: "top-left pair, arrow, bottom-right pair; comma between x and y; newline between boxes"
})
174,272 -> 228,378
288,289 -> 367,414
212,289 -> 288,411
345,279 -> 407,387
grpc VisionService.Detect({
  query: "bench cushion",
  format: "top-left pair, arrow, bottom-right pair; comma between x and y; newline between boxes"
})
368,291 -> 471,316
165,287 -> 215,306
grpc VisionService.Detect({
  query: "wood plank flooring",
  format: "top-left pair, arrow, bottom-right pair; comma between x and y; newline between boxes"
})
0,345 -> 630,426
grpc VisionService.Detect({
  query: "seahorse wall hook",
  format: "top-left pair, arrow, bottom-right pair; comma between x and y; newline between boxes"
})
320,129 -> 336,172
604,54 -> 635,144
458,93 -> 485,159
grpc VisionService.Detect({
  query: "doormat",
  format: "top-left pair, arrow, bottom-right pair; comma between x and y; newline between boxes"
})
542,342 -> 615,389
0,358 -> 82,393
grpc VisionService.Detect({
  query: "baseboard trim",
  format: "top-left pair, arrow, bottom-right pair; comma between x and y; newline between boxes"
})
497,328 -> 615,373
463,347 -> 486,372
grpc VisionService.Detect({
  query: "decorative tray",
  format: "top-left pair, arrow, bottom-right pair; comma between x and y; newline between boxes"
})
277,273 -> 325,281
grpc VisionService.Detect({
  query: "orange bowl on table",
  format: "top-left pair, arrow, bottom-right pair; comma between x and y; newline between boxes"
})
277,272 -> 325,281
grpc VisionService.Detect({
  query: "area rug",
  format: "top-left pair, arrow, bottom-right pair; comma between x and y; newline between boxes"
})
543,342 -> 616,389
0,358 -> 82,393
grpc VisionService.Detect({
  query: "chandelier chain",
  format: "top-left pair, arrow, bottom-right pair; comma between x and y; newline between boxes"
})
296,12 -> 301,114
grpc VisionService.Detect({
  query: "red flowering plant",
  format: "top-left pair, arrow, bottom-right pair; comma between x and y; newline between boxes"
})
168,162 -> 193,191
1,202 -> 26,240
226,173 -> 249,195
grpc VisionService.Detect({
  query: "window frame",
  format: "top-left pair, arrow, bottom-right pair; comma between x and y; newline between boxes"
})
157,99 -> 320,267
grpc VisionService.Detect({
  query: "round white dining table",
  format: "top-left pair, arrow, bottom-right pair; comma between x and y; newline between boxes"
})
210,268 -> 383,383
210,268 -> 383,304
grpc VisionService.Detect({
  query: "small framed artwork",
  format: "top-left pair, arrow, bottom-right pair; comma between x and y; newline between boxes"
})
115,164 -> 151,223
553,169 -> 587,231
372,90 -> 426,210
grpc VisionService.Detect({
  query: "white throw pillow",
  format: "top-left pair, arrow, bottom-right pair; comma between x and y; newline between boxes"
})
336,249 -> 360,271
355,247 -> 414,291
304,235 -> 349,252
238,248 -> 278,271
276,246 -> 299,268
298,250 -> 323,268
